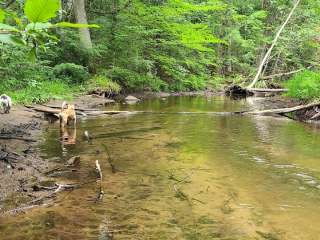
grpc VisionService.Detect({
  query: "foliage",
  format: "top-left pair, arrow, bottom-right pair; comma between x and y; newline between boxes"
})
0,0 -> 98,60
286,70 -> 320,100
4,81 -> 78,104
53,63 -> 89,84
1,0 -> 320,102
87,74 -> 121,95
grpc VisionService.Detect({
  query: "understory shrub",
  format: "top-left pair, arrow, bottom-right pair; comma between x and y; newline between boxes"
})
286,70 -> 320,100
53,63 -> 89,84
106,67 -> 167,91
6,81 -> 79,104
87,74 -> 121,95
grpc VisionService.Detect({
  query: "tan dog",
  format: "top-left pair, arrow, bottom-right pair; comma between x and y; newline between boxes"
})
59,101 -> 76,128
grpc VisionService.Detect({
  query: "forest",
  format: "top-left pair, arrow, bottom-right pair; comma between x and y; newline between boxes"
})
1,0 -> 319,103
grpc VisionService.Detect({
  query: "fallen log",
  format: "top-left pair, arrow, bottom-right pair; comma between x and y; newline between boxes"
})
41,104 -> 100,112
25,105 -> 132,117
248,88 -> 288,93
242,102 -> 320,116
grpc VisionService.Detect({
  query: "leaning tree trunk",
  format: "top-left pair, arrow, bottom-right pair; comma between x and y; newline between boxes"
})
248,0 -> 301,89
73,0 -> 92,49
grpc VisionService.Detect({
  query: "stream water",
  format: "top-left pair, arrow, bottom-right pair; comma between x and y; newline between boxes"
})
1,96 -> 320,239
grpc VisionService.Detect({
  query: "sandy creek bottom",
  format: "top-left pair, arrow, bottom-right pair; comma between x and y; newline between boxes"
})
1,96 -> 320,240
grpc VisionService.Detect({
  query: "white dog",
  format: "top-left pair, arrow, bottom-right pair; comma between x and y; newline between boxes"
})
0,94 -> 12,114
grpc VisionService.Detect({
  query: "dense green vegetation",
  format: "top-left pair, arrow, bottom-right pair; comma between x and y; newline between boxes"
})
286,70 -> 320,100
1,0 -> 320,103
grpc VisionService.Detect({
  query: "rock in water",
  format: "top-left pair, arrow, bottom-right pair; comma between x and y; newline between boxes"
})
66,156 -> 81,166
125,95 -> 140,101
125,95 -> 140,104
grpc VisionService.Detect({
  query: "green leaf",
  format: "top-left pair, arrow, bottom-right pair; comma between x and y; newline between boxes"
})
26,22 -> 52,30
0,8 -> 5,23
0,23 -> 19,32
55,22 -> 100,28
24,0 -> 60,23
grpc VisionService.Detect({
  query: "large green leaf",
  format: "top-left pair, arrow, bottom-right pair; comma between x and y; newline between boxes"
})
24,0 -> 60,23
55,22 -> 100,28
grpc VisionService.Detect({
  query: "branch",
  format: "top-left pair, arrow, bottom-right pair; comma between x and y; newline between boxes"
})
248,0 -> 301,88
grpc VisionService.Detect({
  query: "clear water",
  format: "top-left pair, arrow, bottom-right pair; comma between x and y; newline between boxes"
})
1,96 -> 320,240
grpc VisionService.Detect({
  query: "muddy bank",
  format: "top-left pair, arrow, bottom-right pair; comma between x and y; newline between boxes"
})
0,95 -> 114,215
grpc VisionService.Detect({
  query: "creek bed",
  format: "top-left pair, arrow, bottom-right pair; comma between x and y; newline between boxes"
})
1,96 -> 320,240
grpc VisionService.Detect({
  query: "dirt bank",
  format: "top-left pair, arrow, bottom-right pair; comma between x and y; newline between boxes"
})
0,94 -> 114,215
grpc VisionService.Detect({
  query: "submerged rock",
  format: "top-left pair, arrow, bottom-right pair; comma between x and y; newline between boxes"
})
125,95 -> 140,101
125,95 -> 140,104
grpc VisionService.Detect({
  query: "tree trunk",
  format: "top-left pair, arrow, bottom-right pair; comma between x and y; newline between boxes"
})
248,0 -> 301,89
73,0 -> 92,49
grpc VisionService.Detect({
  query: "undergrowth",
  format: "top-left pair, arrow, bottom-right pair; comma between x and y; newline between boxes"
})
286,70 -> 320,100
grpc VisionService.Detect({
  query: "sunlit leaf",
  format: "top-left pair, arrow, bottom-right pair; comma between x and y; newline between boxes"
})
55,22 -> 100,28
24,0 -> 60,23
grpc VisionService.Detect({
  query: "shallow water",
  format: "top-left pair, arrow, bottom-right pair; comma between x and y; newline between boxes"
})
2,96 -> 320,239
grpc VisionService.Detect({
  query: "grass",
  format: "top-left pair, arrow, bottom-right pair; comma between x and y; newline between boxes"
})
0,76 -> 121,105
1,81 -> 82,105
286,70 -> 320,100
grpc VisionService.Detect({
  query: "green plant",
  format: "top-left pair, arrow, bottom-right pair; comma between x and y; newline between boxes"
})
286,70 -> 320,100
88,74 -> 121,95
53,63 -> 89,84
4,80 -> 79,104
0,0 -> 99,60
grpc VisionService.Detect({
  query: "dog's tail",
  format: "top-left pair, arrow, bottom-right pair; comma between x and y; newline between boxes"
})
61,101 -> 67,111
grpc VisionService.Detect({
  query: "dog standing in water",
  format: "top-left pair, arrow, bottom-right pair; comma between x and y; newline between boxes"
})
0,94 -> 12,114
59,101 -> 76,128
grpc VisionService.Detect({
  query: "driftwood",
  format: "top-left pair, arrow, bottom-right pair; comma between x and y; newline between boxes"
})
249,88 -> 288,93
2,183 -> 77,216
26,105 -> 131,117
242,102 -> 320,116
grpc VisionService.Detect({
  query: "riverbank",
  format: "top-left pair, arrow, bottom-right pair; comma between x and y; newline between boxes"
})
0,92 -> 316,215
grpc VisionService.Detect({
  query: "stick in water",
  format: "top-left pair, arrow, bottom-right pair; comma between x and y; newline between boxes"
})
95,160 -> 104,202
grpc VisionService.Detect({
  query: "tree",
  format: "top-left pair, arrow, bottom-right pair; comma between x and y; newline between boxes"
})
73,0 -> 92,49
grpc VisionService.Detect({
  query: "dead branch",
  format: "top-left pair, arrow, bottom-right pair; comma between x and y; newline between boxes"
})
248,0 -> 301,88
95,160 -> 104,202
102,144 -> 117,173
261,67 -> 311,80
